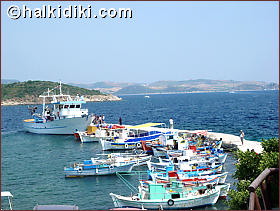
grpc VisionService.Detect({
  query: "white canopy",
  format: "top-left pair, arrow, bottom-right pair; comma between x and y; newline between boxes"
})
1,191 -> 13,197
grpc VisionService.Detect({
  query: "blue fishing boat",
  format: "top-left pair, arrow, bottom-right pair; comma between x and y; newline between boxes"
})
64,153 -> 151,177
100,123 -> 173,151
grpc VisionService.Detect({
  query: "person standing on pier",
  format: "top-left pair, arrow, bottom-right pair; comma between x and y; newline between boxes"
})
119,117 -> 122,125
169,118 -> 174,129
240,130 -> 245,145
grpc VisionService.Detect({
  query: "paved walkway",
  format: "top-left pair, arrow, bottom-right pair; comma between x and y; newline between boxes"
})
207,132 -> 263,154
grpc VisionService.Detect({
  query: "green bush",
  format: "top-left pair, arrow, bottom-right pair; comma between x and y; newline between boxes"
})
227,138 -> 279,210
261,138 -> 279,153
233,150 -> 261,181
226,180 -> 251,210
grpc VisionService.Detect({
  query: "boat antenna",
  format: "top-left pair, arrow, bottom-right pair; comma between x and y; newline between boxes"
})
59,81 -> 62,95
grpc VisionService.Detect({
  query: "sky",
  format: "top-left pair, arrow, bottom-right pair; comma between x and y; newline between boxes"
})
1,1 -> 279,84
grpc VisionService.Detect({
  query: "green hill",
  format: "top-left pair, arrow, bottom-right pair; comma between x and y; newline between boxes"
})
1,80 -> 103,102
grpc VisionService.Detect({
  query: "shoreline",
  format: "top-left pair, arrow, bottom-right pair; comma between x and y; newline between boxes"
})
1,89 -> 277,106
1,94 -> 122,106
116,89 -> 278,96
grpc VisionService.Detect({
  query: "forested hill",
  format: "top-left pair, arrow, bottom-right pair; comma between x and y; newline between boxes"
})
1,81 -> 122,106
1,80 -> 103,101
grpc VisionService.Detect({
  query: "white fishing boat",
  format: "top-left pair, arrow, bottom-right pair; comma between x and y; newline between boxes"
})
110,181 -> 221,209
23,82 -> 90,135
74,124 -> 126,143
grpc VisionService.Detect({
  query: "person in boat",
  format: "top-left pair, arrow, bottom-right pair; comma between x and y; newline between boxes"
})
90,114 -> 96,126
240,130 -> 245,145
102,114 -> 105,123
169,118 -> 174,129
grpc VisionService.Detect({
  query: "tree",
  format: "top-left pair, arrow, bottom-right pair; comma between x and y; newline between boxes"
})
226,138 -> 279,210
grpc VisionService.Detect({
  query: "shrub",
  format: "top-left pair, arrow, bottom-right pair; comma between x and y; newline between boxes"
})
227,138 -> 279,210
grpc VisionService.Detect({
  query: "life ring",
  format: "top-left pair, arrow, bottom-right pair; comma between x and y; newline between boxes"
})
167,199 -> 174,206
109,165 -> 114,170
136,143 -> 141,148
125,143 -> 129,149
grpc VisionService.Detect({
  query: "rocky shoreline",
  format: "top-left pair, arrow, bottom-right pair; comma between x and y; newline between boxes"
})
1,94 -> 122,106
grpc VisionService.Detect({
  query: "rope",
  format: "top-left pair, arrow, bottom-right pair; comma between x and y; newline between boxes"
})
116,172 -> 138,193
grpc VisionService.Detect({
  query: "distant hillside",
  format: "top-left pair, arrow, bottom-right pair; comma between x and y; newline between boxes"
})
1,81 -> 122,106
114,80 -> 278,94
68,81 -> 135,92
1,79 -> 20,84
115,85 -> 154,94
64,79 -> 279,95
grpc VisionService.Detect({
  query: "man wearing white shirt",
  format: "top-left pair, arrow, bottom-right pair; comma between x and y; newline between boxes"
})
169,118 -> 174,129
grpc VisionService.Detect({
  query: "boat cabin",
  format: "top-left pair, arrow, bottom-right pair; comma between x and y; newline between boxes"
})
51,100 -> 88,119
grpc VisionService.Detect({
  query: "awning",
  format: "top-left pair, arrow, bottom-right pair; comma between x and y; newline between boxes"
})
1,192 -> 13,197
127,123 -> 165,129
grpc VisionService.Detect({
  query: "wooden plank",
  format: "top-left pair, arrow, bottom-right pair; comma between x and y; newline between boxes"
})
249,168 -> 279,192
249,192 -> 256,210
254,191 -> 261,210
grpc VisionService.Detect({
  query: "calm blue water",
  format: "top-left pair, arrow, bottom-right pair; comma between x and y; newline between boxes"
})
1,91 -> 279,210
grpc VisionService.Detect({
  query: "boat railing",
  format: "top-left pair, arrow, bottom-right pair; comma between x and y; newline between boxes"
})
248,168 -> 279,210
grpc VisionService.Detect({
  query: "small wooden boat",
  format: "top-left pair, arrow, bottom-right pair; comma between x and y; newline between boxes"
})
64,153 -> 152,177
100,123 -> 174,151
74,124 -> 126,143
149,170 -> 228,186
64,159 -> 134,177
110,181 -> 221,209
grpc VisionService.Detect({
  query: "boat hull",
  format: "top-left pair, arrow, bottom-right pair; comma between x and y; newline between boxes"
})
23,117 -> 89,135
110,189 -> 220,210
64,163 -> 134,177
101,140 -> 143,151
80,134 -> 102,143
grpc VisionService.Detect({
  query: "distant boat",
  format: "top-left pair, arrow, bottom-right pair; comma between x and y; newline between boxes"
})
144,95 -> 150,98
229,81 -> 236,93
23,82 -> 90,135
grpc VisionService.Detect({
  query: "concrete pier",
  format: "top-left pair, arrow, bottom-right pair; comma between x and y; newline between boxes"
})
207,132 -> 263,154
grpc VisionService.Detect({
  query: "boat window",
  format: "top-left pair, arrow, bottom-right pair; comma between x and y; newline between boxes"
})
59,105 -> 63,109
171,193 -> 180,199
64,105 -> 69,109
76,105 -> 80,108
70,105 -> 75,108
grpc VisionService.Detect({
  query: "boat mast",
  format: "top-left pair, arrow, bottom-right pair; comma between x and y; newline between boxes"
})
41,88 -> 50,116
42,96 -> 45,116
59,81 -> 62,95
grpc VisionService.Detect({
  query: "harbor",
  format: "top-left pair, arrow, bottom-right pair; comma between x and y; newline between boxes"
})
1,89 -> 278,210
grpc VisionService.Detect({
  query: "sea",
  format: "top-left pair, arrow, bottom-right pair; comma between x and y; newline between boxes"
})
1,91 -> 279,210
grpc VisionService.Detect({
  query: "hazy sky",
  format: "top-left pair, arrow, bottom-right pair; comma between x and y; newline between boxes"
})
1,1 -> 279,84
